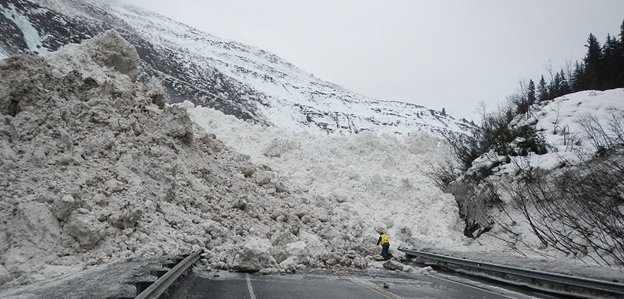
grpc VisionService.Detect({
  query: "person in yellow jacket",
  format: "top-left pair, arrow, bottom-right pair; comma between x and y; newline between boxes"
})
377,231 -> 393,260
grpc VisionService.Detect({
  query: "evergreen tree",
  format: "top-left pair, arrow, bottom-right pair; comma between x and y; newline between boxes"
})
559,69 -> 571,95
602,34 -> 619,88
616,20 -> 624,86
572,61 -> 586,91
584,33 -> 603,89
527,79 -> 536,105
549,72 -> 562,98
538,75 -> 549,101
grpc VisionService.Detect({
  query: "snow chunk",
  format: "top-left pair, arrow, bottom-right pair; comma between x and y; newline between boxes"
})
51,194 -> 77,221
383,260 -> 405,271
108,205 -> 142,230
0,265 -> 8,286
45,30 -> 140,86
263,138 -> 301,158
232,237 -> 276,273
15,202 -> 62,248
160,106 -> 194,145
179,100 -> 195,109
64,213 -> 105,249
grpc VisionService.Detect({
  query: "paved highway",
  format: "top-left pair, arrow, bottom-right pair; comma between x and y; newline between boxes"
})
171,268 -> 555,298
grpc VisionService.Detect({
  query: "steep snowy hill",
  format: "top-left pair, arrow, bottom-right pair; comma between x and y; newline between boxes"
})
0,0 -> 474,136
447,88 -> 624,267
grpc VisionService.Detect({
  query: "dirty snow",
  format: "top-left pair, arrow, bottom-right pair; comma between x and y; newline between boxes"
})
0,257 -> 168,298
0,30 -> 381,291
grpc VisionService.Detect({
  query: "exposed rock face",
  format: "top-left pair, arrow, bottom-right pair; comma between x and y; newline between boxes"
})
447,179 -> 494,238
0,31 -> 376,286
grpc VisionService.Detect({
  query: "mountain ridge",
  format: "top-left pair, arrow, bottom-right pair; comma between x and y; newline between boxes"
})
0,0 -> 475,136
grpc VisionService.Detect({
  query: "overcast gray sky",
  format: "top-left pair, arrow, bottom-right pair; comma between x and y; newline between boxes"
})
121,0 -> 624,121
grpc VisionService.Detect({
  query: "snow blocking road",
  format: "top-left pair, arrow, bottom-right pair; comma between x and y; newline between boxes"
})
399,247 -> 624,298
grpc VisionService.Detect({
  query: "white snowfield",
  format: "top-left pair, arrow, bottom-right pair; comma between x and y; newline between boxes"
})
1,14 -> 624,299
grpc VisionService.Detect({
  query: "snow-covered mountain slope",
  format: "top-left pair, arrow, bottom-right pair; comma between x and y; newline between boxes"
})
471,89 -> 624,175
451,88 -> 624,267
0,0 -> 474,136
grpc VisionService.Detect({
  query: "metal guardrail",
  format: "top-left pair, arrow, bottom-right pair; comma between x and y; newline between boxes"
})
135,249 -> 203,299
399,247 -> 624,297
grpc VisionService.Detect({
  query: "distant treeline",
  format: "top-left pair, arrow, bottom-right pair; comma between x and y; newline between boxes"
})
450,20 -> 624,170
516,20 -> 624,115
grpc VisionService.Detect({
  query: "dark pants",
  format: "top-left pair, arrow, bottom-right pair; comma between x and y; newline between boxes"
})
381,244 -> 392,260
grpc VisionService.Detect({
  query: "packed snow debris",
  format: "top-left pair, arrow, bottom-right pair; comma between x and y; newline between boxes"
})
188,104 -> 469,254
0,30 -> 379,287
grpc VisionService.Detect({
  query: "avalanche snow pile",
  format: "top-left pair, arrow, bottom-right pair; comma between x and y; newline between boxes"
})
186,105 -> 467,252
184,90 -> 624,279
0,30 -> 377,287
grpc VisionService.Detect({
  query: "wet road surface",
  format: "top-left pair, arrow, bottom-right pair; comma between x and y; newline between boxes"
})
171,267 -> 555,299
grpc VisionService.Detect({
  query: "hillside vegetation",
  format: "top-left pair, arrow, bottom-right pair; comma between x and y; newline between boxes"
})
433,21 -> 624,267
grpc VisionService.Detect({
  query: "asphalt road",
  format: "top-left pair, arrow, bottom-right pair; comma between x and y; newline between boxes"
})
170,267 -> 554,299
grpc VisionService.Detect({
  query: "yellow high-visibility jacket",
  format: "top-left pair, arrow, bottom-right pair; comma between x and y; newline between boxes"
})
377,233 -> 390,246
